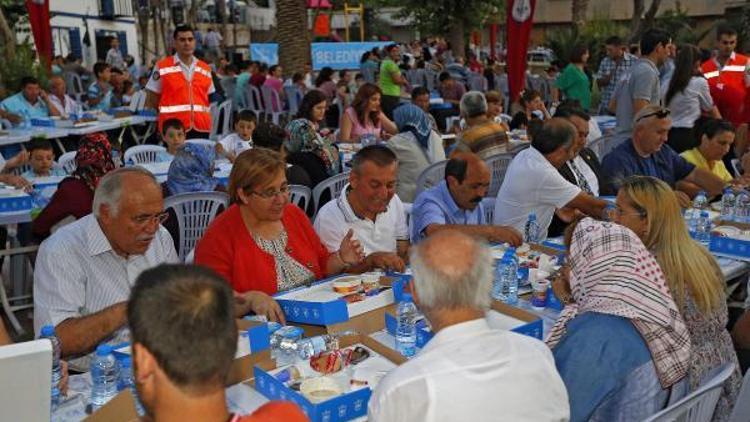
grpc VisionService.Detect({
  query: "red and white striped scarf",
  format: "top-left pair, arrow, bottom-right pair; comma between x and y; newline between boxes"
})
546,218 -> 691,388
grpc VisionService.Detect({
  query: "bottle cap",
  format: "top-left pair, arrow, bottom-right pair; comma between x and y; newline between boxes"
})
700,211 -> 709,217
95,344 -> 113,356
402,293 -> 413,302
119,356 -> 131,369
40,325 -> 54,337
528,213 -> 537,220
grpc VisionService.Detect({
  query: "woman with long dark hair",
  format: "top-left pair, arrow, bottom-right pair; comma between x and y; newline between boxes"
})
285,90 -> 341,186
338,83 -> 398,143
664,44 -> 721,153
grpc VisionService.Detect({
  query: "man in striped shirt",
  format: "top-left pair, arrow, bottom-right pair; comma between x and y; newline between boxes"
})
34,167 -> 178,367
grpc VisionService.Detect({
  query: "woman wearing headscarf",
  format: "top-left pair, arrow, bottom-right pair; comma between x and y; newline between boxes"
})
386,104 -> 445,203
161,143 -> 226,251
548,218 -> 691,422
32,132 -> 116,240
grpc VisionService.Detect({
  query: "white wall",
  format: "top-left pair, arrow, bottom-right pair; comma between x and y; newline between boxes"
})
47,0 -> 139,67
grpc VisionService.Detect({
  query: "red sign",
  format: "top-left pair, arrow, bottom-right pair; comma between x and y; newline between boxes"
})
506,0 -> 536,103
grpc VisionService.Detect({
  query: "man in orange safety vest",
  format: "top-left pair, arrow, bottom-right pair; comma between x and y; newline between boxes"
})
701,25 -> 750,128
146,25 -> 215,138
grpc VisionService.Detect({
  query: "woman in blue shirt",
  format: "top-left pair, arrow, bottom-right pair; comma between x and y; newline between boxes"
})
548,218 -> 691,422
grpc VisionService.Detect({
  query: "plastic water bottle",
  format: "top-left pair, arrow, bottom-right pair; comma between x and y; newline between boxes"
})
117,357 -> 145,415
696,211 -> 712,246
395,293 -> 418,357
736,191 -> 750,223
503,251 -> 519,304
90,344 -> 120,411
492,258 -> 505,300
39,325 -> 62,408
271,326 -> 304,365
720,188 -> 736,222
524,212 -> 542,243
693,190 -> 708,210
296,334 -> 342,360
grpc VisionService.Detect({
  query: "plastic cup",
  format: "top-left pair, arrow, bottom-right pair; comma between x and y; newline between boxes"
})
531,279 -> 549,309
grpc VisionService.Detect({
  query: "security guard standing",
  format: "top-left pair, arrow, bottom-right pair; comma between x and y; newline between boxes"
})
701,26 -> 750,127
146,25 -> 215,138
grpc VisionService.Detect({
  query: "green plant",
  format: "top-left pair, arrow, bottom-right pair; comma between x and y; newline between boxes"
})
0,42 -> 49,95
655,5 -> 714,45
546,17 -> 625,70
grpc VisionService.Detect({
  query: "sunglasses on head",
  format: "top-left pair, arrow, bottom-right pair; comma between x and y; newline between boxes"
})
635,108 -> 671,123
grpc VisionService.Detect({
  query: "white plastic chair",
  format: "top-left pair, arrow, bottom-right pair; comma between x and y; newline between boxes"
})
312,172 -> 350,215
588,135 -> 615,161
261,86 -> 287,125
0,245 -> 38,335
728,368 -> 750,422
210,99 -> 233,141
57,151 -> 77,174
731,158 -> 742,176
164,191 -> 230,262
415,159 -> 448,197
445,116 -> 461,132
284,85 -> 302,116
244,85 -> 264,120
289,184 -> 312,212
124,145 -> 166,165
481,197 -> 496,224
485,153 -> 513,198
8,164 -> 32,177
644,363 -> 735,422
128,90 -> 147,113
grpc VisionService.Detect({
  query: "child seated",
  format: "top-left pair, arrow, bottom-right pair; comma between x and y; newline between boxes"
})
158,118 -> 187,161
219,110 -> 256,162
22,139 -> 66,179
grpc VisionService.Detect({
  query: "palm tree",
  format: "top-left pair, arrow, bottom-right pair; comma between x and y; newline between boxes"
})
275,0 -> 310,77
571,0 -> 589,28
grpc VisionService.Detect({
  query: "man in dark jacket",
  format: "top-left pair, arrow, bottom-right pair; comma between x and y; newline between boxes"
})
548,106 -> 609,237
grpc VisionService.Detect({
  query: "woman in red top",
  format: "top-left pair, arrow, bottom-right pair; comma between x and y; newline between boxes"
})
32,132 -> 116,239
195,148 -> 363,323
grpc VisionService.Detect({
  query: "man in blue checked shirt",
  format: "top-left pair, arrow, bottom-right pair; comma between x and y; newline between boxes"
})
87,62 -> 114,112
595,36 -> 637,115
410,152 -> 522,245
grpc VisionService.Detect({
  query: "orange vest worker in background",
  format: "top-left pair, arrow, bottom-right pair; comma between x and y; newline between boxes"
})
701,26 -> 750,127
146,25 -> 216,137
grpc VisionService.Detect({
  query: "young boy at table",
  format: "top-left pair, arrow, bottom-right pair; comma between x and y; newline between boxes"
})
158,118 -> 187,162
87,62 -> 114,112
218,110 -> 255,163
21,139 -> 66,179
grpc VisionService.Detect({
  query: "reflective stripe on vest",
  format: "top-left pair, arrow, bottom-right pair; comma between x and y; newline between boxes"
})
723,65 -> 747,73
158,66 -> 182,76
159,104 -> 211,113
195,67 -> 212,79
704,71 -> 720,79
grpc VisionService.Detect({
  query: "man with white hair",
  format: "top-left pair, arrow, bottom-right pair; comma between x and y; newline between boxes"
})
368,230 -> 569,421
34,167 -> 178,365
455,91 -> 508,158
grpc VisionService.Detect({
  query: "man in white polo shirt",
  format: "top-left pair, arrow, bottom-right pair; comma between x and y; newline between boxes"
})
314,145 -> 408,272
493,118 -> 609,240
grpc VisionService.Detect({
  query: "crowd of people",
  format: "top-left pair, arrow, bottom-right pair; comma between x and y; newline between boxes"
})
0,21 -> 749,422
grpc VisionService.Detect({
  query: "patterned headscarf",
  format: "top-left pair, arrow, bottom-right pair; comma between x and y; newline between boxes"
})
166,143 -> 218,195
546,218 -> 691,388
394,104 -> 432,150
73,132 -> 116,191
285,118 -> 341,176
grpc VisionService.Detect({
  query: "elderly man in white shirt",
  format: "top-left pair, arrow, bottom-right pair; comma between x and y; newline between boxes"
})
314,145 -> 409,273
34,167 -> 179,366
368,230 -> 570,422
48,76 -> 79,118
493,118 -> 609,240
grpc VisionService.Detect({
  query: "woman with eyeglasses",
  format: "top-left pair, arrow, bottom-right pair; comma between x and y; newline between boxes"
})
195,148 -> 364,323
612,176 -> 741,421
32,132 -> 116,240
664,44 -> 721,154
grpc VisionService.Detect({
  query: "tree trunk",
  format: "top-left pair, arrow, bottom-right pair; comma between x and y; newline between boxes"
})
137,5 -> 150,65
276,0 -> 310,77
571,0 -> 589,28
629,0 -> 660,43
0,6 -> 15,62
447,18 -> 466,60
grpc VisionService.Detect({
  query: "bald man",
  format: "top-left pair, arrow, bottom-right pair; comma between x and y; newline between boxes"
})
494,118 -> 609,240
368,230 -> 570,421
48,76 -> 79,118
410,152 -> 521,245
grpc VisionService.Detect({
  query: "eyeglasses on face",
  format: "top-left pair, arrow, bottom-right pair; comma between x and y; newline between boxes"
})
249,185 -> 290,199
132,211 -> 170,226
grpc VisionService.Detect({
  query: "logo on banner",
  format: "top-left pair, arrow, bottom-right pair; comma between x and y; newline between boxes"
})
512,0 -> 532,22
